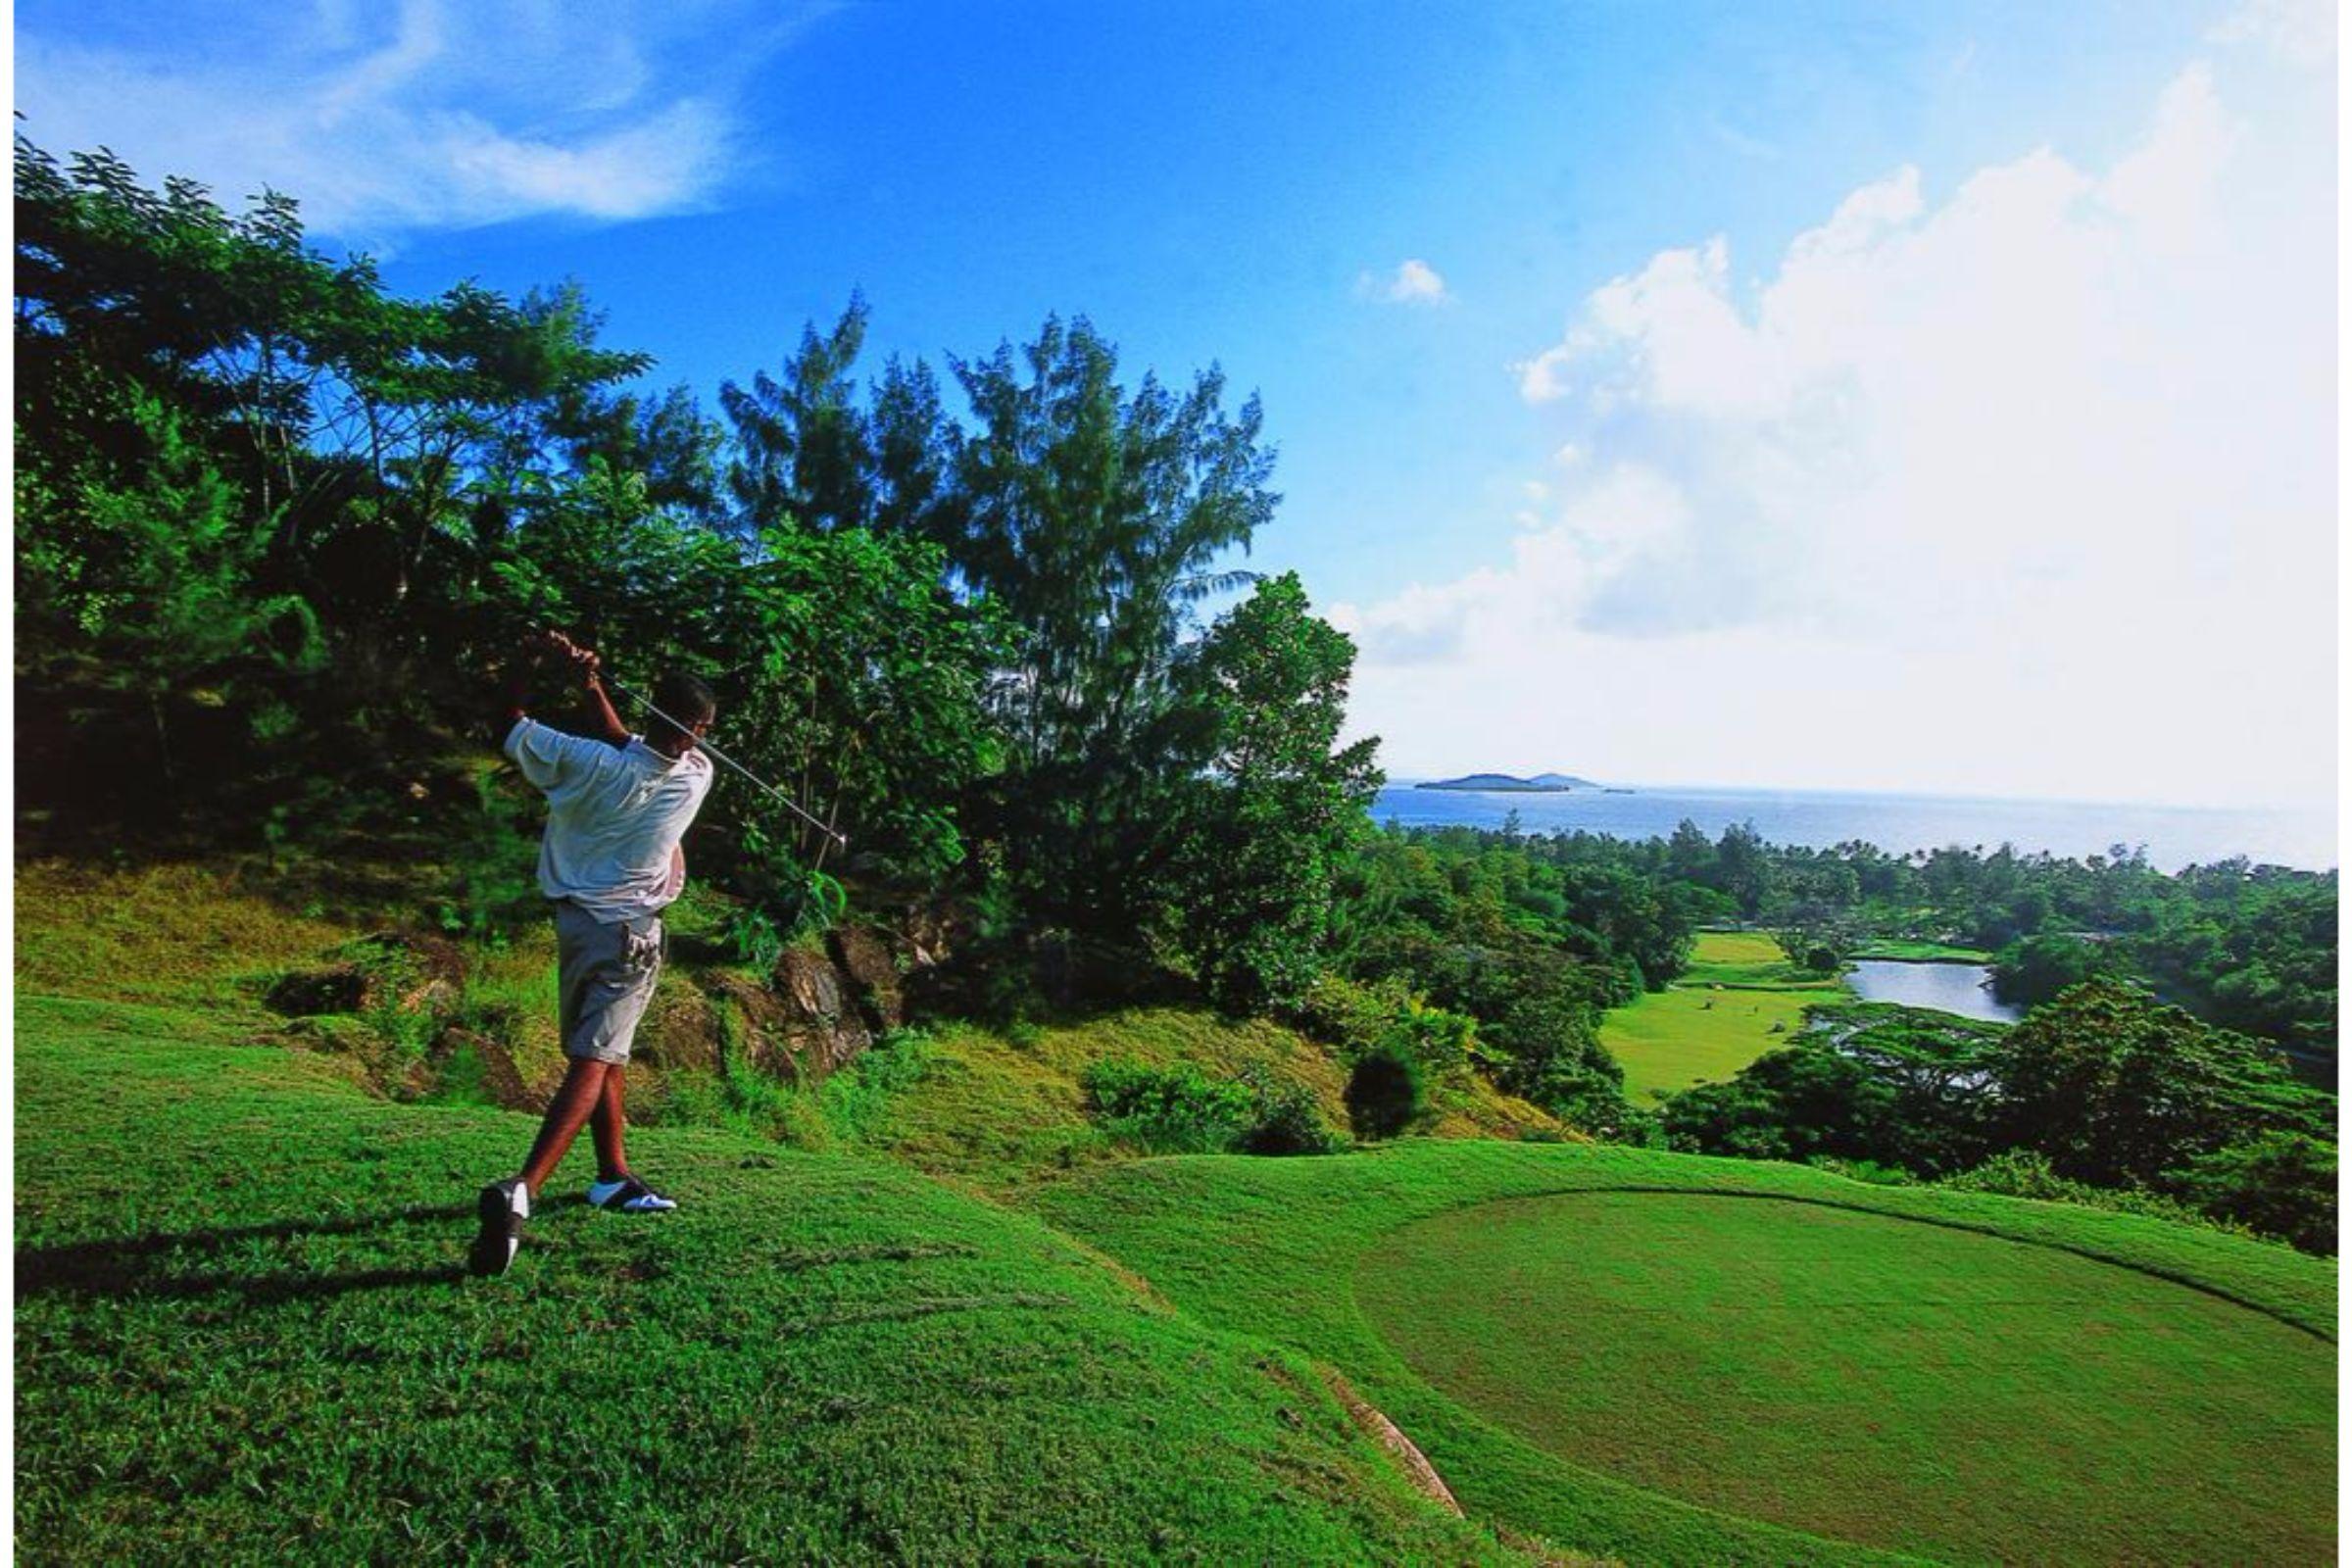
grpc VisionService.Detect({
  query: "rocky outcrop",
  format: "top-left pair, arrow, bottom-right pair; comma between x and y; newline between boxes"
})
772,948 -> 874,1076
827,924 -> 905,1033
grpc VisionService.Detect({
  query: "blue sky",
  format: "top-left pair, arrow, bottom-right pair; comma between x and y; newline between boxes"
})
15,0 -> 2337,807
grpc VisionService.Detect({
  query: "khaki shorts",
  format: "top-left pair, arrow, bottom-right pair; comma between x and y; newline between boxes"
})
554,901 -> 664,1065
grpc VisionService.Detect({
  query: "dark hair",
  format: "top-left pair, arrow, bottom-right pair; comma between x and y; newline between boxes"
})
651,671 -> 717,740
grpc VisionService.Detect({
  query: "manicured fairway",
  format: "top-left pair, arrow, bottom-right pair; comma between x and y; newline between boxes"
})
1039,1142 -> 2338,1566
1602,931 -> 1847,1101
1356,1192 -> 2337,1566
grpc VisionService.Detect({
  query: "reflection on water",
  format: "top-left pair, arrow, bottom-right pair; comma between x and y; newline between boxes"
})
1846,960 -> 2021,1024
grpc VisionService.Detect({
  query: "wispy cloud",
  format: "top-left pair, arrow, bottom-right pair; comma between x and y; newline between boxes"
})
2208,0 -> 2335,65
1356,258 -> 1453,306
15,0 -> 824,243
1346,55 -> 2335,805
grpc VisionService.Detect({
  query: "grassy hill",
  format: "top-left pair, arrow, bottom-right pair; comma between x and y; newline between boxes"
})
15,858 -> 2337,1563
14,991 -> 1526,1565
1035,1144 -> 2336,1566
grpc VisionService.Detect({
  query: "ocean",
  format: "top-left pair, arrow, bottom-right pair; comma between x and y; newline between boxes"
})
1371,782 -> 2336,872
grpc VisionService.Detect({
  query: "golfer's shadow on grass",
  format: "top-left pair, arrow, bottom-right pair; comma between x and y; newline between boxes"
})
17,1203 -> 481,1305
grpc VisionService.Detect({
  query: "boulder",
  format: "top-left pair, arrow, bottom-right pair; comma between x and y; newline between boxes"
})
772,948 -> 874,1076
827,924 -> 905,1033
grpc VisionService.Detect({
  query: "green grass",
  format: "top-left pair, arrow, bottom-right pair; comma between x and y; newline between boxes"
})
21,858 -> 2338,1565
1359,1192 -> 2332,1566
1034,1142 -> 2336,1567
1849,940 -> 1994,963
13,992 -> 1516,1565
1602,932 -> 1848,1102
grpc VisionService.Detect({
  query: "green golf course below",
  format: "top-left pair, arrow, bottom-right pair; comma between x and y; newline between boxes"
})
1355,1191 -> 2336,1566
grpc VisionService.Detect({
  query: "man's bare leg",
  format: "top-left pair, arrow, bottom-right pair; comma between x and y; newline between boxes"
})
589,1065 -> 629,1184
518,1057 -> 610,1197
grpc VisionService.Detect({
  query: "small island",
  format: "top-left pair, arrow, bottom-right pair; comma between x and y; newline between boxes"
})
1417,771 -> 1605,793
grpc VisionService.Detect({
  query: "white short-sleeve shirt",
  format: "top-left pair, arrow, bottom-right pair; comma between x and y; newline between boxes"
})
504,717 -> 715,923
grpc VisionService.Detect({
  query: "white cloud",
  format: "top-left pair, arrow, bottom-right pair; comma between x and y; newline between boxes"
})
2208,0 -> 2336,65
1350,59 -> 2335,808
1358,258 -> 1453,306
14,1 -> 813,241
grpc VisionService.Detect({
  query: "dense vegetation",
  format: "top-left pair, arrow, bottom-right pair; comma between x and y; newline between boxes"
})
14,136 -> 1372,1011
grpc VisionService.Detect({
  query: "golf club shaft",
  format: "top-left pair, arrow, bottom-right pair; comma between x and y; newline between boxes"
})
602,677 -> 848,847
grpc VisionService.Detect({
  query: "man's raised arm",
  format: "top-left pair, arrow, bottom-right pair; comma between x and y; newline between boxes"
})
549,631 -> 631,747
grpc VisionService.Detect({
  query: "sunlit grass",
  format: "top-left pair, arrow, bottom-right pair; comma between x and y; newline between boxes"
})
1602,931 -> 1847,1102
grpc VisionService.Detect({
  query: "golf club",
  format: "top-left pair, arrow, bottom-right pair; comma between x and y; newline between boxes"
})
602,676 -> 850,849
537,631 -> 847,847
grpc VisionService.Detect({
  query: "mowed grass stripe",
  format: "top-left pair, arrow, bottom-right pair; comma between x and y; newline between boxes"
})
1355,1192 -> 2336,1566
14,996 -> 1513,1566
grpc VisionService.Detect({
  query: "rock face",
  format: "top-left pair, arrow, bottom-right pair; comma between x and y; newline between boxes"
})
827,925 -> 905,1033
771,948 -> 874,1076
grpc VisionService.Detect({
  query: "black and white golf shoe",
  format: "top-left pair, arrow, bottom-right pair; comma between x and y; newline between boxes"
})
470,1178 -> 529,1276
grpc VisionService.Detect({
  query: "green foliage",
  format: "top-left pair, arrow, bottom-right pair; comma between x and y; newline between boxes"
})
1993,981 -> 2330,1189
1989,932 -> 2126,1007
1235,1066 -> 1348,1155
1344,1037 -> 1428,1142
2168,1133 -> 2337,1255
1082,1059 -> 1256,1154
437,770 -> 546,941
1939,1150 -> 2246,1237
1161,574 -> 1383,1010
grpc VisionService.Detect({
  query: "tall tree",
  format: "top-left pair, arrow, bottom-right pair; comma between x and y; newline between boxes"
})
1162,573 -> 1383,1008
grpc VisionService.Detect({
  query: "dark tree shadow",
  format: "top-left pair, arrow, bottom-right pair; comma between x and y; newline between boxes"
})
18,1202 -> 475,1305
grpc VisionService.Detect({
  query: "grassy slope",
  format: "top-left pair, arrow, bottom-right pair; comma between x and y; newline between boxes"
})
13,860 -> 1525,1565
1032,1142 -> 2336,1567
1601,931 -> 1848,1102
14,998 -> 1526,1566
1360,1192 -> 2332,1565
866,1009 -> 1560,1195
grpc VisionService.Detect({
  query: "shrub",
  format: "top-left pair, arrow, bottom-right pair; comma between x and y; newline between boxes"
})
1288,972 -> 1475,1080
1237,1068 -> 1346,1156
2168,1133 -> 2336,1255
1344,1036 -> 1427,1142
1082,1059 -> 1255,1154
1940,1151 -> 2256,1242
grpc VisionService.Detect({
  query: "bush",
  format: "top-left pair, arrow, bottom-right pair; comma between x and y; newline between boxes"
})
1289,973 -> 1474,1080
1082,1059 -> 1254,1154
1939,1151 -> 2256,1242
2168,1133 -> 2336,1255
1237,1068 -> 1346,1156
1344,1036 -> 1427,1142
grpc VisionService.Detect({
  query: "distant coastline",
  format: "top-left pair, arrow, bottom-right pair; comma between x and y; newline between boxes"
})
1416,771 -> 1609,794
1373,782 -> 2335,872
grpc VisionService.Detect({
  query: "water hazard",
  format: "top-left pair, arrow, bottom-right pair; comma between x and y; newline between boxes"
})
1844,959 -> 2020,1024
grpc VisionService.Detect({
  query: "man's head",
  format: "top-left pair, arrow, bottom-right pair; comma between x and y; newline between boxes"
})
649,671 -> 717,759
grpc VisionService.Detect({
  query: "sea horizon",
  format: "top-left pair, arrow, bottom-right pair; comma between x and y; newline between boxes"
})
1373,778 -> 2337,873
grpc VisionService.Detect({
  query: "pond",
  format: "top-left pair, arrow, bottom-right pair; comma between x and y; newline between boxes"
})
1845,959 -> 2021,1024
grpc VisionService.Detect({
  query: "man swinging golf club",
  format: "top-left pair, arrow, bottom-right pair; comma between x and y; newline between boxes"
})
470,630 -> 716,1277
